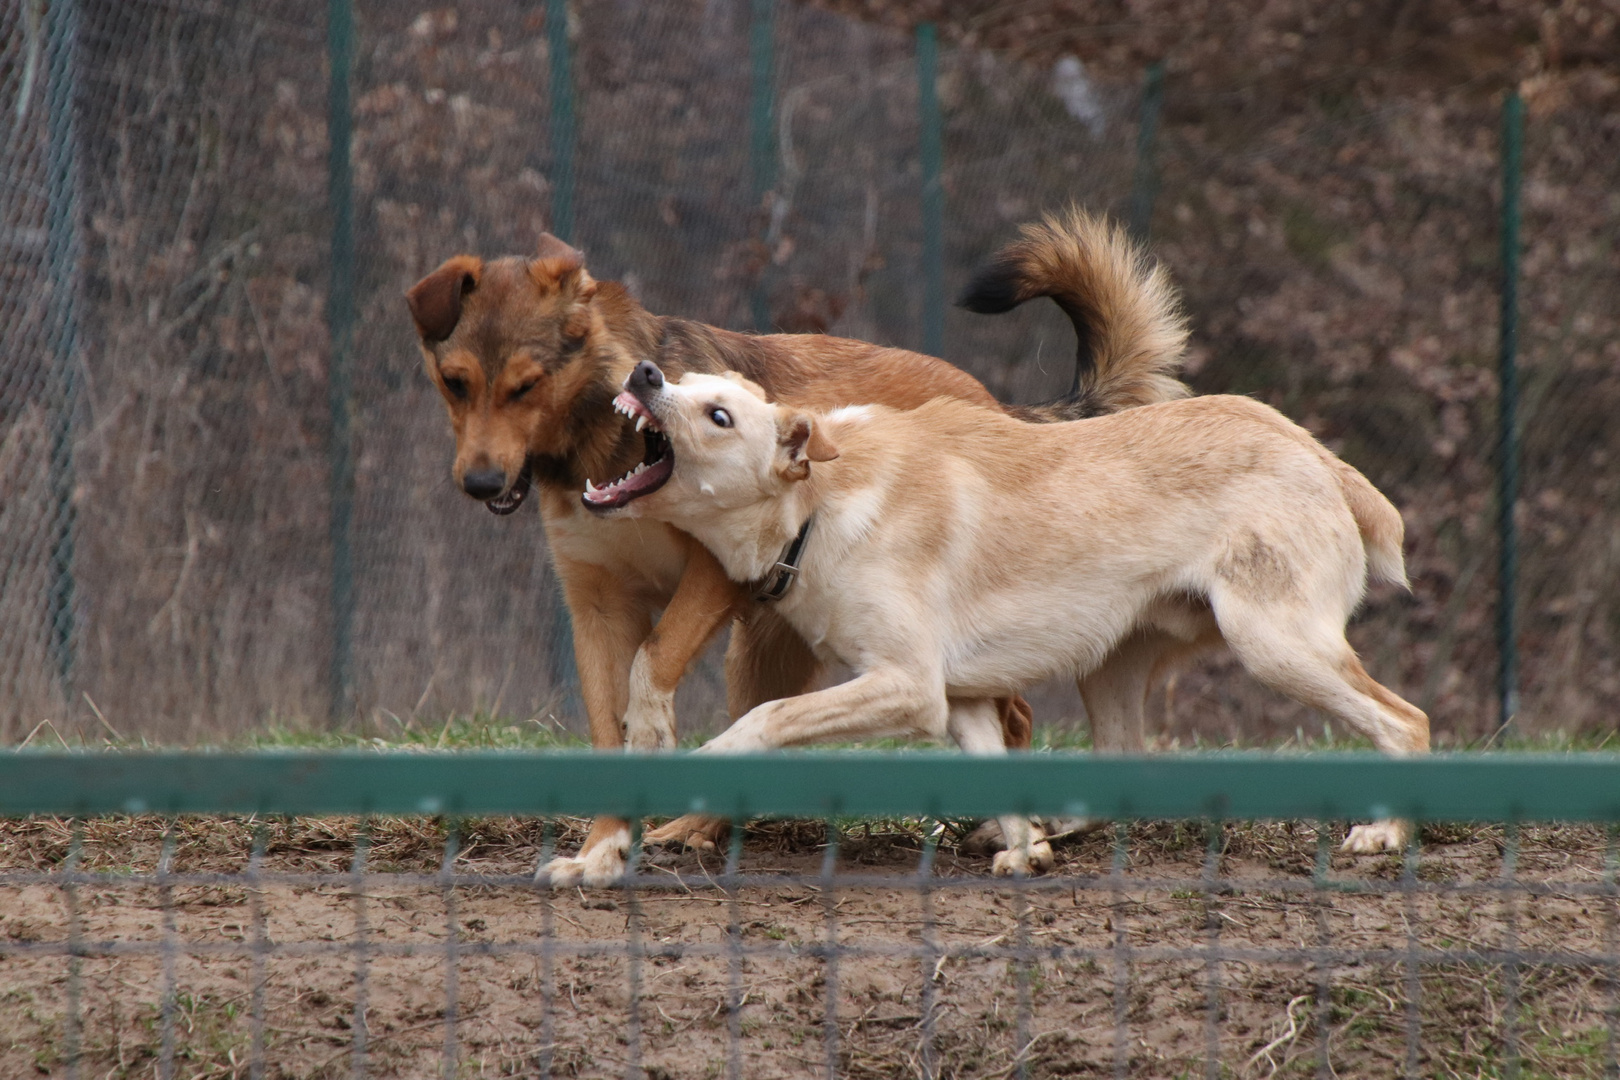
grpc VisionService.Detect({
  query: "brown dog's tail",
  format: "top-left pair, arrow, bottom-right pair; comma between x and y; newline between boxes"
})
958,207 -> 1190,421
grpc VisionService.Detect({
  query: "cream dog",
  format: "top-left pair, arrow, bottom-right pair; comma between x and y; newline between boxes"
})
609,363 -> 1429,873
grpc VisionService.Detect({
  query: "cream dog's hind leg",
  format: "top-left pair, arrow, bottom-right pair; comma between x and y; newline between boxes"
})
693,676 -> 1055,877
947,698 -> 1054,877
964,629 -> 1198,857
1209,585 -> 1429,853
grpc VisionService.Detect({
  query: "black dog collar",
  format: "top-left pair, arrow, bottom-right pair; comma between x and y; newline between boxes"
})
755,516 -> 813,603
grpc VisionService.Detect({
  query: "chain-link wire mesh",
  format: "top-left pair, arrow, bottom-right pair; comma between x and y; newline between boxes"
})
3,812 -> 1618,1078
1,0 -> 1617,742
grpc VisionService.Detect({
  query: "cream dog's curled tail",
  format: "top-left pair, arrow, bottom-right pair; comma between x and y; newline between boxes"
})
958,207 -> 1190,419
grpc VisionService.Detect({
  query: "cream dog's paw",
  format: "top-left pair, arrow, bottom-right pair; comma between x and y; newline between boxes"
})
960,819 -> 1009,856
962,816 -> 1098,854
991,841 -> 1054,877
644,814 -> 729,853
1340,819 -> 1410,854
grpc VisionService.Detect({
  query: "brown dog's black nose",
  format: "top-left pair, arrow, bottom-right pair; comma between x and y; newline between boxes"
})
462,469 -> 506,500
628,360 -> 664,394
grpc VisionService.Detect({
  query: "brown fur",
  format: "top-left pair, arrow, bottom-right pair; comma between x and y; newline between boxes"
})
960,208 -> 1190,418
406,212 -> 1186,883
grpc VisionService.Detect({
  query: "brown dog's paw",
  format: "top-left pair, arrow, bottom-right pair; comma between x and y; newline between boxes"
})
644,814 -> 731,854
535,824 -> 631,888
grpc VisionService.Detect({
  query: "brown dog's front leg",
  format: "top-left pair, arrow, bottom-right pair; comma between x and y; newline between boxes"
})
648,605 -> 829,853
624,541 -> 750,751
631,541 -> 754,854
541,557 -> 652,887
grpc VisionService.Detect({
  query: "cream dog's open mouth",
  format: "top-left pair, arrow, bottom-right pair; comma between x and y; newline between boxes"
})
582,391 -> 673,511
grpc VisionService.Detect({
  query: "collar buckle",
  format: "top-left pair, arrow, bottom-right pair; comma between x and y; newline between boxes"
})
754,516 -> 813,603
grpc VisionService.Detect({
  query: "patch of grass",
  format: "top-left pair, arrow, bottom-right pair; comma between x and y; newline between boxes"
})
241,710 -> 588,751
13,700 -> 1620,757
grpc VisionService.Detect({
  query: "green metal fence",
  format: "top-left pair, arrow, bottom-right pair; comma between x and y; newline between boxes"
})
4,750 -> 1620,822
2,751 -> 1619,1079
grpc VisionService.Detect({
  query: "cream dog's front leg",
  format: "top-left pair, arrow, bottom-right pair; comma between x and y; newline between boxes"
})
697,668 -> 946,753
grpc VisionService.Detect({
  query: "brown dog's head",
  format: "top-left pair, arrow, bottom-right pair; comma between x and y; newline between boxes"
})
405,233 -> 608,514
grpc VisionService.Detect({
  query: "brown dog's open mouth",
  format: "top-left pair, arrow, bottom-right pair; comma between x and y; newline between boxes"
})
582,392 -> 673,511
486,469 -> 532,515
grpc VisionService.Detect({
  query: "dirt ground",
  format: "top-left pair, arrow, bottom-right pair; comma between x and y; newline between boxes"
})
1,815 -> 1616,1079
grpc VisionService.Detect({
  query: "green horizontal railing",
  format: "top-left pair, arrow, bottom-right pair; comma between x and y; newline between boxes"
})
2,752 -> 1619,822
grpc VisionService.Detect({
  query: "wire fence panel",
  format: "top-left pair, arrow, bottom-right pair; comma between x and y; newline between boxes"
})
2,752 -> 1619,1078
2,0 -> 1618,744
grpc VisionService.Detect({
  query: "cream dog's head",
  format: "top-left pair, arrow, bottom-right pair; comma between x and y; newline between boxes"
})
583,361 -> 837,528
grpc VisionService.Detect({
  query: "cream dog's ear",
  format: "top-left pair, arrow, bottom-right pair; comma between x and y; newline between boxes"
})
777,412 -> 839,481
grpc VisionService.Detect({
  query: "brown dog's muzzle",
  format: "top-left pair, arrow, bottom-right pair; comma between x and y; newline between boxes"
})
462,465 -> 531,515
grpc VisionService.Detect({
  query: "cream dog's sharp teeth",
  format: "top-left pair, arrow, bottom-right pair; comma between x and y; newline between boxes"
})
635,415 -> 647,432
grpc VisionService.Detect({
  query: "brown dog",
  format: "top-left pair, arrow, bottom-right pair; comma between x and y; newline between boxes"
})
405,210 -> 1188,884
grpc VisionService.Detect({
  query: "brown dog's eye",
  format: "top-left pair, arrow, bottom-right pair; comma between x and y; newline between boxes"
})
511,379 -> 539,401
442,376 -> 468,401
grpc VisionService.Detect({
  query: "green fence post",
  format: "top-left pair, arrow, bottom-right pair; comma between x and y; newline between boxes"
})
44,0 -> 82,704
916,22 -> 944,359
327,0 -> 356,724
1128,61 -> 1165,242
1497,90 -> 1524,733
546,0 -> 575,243
749,0 -> 776,333
544,0 -> 580,713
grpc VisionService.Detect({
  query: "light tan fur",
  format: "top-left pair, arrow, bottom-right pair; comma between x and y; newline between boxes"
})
406,211 -> 1183,882
618,375 -> 1431,869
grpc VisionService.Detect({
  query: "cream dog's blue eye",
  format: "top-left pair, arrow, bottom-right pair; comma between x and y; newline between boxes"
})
709,407 -> 732,428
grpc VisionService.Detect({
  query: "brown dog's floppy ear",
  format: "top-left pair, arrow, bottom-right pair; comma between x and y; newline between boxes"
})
778,412 -> 839,481
406,255 -> 482,343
